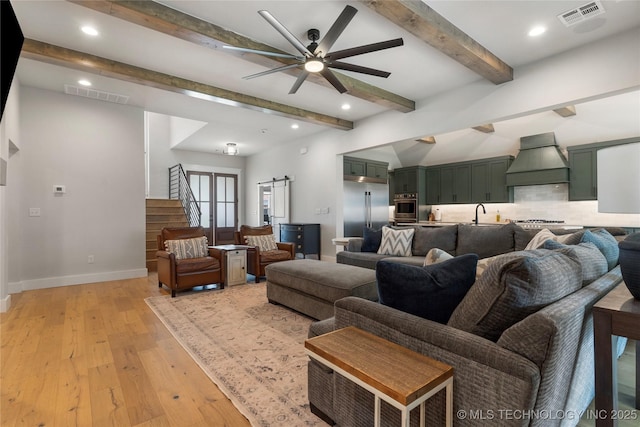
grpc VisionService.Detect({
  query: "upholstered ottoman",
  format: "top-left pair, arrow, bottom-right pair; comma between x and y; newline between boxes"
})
265,259 -> 378,320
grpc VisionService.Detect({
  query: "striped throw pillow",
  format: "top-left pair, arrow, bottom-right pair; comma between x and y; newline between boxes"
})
165,236 -> 209,260
245,234 -> 278,251
377,227 -> 414,257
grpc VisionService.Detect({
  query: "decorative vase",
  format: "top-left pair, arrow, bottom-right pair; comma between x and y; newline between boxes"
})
618,232 -> 640,299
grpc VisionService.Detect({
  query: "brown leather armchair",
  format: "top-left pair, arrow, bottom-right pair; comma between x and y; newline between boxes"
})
157,226 -> 222,297
234,225 -> 295,283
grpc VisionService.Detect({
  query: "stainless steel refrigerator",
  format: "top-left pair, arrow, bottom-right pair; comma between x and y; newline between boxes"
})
343,181 -> 390,237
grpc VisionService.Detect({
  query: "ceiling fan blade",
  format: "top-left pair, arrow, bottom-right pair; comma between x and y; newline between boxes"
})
243,63 -> 301,80
320,68 -> 347,94
289,71 -> 310,94
328,61 -> 391,78
315,5 -> 357,57
326,38 -> 404,61
223,45 -> 302,60
258,10 -> 313,58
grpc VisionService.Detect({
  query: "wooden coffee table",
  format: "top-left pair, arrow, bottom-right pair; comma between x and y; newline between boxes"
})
305,326 -> 453,427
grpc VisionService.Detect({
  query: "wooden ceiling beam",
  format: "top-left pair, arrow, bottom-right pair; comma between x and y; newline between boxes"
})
68,0 -> 415,113
472,123 -> 495,133
359,0 -> 513,85
416,136 -> 436,144
20,39 -> 353,131
553,105 -> 577,117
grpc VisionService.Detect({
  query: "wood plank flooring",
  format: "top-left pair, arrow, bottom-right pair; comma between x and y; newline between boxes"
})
0,274 -> 250,427
1,275 -> 637,426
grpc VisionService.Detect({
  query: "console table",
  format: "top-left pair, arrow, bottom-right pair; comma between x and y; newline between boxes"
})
593,281 -> 640,427
305,326 -> 453,427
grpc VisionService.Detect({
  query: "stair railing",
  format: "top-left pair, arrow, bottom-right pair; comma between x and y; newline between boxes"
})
169,164 -> 201,227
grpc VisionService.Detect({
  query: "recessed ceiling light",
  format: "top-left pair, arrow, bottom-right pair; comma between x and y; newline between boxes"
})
528,26 -> 547,37
81,26 -> 99,36
341,103 -> 351,110
291,123 -> 299,129
78,79 -> 92,87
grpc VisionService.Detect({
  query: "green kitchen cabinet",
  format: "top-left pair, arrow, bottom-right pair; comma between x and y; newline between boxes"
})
425,167 -> 441,204
439,164 -> 471,204
366,161 -> 389,181
344,157 -> 366,177
471,156 -> 514,203
393,166 -> 426,199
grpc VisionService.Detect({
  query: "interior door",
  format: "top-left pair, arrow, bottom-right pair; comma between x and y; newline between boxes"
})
215,173 -> 238,245
188,171 -> 213,243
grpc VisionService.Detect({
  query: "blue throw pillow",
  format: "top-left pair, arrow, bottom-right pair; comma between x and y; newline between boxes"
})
580,229 -> 619,270
376,254 -> 479,324
361,227 -> 383,252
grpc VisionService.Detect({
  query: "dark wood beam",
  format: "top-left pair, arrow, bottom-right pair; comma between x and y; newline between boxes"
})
553,105 -> 577,117
68,0 -> 415,113
416,136 -> 436,144
472,124 -> 495,133
359,0 -> 513,85
20,39 -> 353,131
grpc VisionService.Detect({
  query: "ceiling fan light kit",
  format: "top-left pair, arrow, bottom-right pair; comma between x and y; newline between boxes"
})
228,5 -> 403,94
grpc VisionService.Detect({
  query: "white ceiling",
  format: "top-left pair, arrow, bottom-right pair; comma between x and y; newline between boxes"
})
11,0 -> 640,156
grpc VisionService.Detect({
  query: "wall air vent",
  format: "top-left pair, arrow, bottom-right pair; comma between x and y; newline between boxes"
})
557,1 -> 605,27
64,84 -> 130,104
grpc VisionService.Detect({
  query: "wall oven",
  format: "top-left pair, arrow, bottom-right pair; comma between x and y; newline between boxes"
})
393,193 -> 418,222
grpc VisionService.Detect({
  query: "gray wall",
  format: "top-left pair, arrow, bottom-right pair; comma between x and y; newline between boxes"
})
7,87 -> 146,293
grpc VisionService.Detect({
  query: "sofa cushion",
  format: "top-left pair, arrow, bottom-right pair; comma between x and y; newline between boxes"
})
581,228 -> 619,270
448,248 -> 583,341
260,249 -> 292,262
245,234 -> 278,251
543,240 -> 608,285
165,236 -> 209,260
361,227 -> 383,252
377,226 -> 414,257
412,224 -> 458,256
376,254 -> 479,324
175,256 -> 220,273
456,223 -> 516,258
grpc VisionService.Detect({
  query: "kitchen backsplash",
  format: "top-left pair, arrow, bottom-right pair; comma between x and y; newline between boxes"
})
427,184 -> 640,228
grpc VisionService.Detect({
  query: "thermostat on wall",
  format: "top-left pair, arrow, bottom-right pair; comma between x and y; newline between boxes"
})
53,185 -> 66,194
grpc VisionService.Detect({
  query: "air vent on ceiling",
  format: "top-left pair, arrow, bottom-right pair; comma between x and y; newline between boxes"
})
557,1 -> 605,27
64,84 -> 130,104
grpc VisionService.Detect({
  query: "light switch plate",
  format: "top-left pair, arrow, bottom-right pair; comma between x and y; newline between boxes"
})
29,208 -> 41,217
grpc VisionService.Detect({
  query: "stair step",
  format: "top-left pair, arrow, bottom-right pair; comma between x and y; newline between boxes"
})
147,215 -> 188,222
146,207 -> 185,215
146,199 -> 183,208
146,259 -> 157,272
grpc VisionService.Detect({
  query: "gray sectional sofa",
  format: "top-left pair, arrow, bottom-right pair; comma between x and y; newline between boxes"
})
309,224 -> 628,427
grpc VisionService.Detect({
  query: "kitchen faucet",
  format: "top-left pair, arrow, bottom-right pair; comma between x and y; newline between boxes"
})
474,203 -> 486,225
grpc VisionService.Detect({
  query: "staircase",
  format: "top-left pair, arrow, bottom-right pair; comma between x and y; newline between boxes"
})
146,198 -> 189,271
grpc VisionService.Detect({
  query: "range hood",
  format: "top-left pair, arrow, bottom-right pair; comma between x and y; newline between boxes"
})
506,132 -> 569,186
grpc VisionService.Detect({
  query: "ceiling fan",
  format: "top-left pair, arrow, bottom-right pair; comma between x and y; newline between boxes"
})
223,5 -> 403,94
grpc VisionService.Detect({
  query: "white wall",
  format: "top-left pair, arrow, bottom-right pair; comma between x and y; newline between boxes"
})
0,79 -> 21,312
7,87 -> 147,293
245,27 -> 640,258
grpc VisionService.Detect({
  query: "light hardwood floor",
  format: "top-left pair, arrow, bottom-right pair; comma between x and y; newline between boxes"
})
1,275 -> 637,426
0,275 -> 250,427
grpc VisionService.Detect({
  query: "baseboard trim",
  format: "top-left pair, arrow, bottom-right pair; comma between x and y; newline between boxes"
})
0,293 -> 11,313
8,268 -> 148,294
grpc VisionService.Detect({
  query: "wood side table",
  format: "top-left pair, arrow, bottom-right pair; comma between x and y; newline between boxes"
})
209,245 -> 251,287
593,282 -> 640,427
305,326 -> 453,427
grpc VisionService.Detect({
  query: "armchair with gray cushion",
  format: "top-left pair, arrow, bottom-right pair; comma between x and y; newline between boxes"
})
234,225 -> 295,282
157,226 -> 222,297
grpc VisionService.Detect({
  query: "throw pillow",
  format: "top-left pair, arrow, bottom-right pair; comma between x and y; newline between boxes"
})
448,248 -> 583,342
412,225 -> 458,256
377,226 -> 415,257
376,254 -> 479,324
165,236 -> 209,260
524,228 -> 557,250
580,228 -> 619,270
543,240 -> 608,286
245,234 -> 278,251
423,248 -> 453,266
361,227 -> 383,252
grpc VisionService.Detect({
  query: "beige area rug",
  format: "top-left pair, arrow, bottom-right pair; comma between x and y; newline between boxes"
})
145,283 -> 325,427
